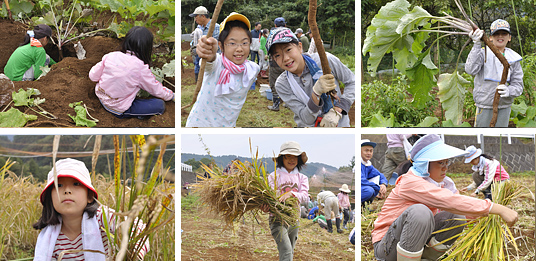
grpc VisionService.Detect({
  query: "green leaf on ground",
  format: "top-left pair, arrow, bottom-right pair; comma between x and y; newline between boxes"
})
68,101 -> 97,127
368,112 -> 395,127
437,72 -> 469,125
0,108 -> 37,127
416,116 -> 439,127
12,88 -> 41,106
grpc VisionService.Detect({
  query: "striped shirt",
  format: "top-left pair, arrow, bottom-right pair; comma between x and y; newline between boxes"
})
51,206 -> 149,260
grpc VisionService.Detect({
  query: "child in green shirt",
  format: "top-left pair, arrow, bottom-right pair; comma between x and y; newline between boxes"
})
4,24 -> 56,81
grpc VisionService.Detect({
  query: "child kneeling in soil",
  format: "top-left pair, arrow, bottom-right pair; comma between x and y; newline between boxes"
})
372,134 -> 518,261
4,24 -> 56,81
185,12 -> 260,127
465,19 -> 523,127
266,28 -> 355,127
89,26 -> 174,119
33,158 -> 149,260
460,145 -> 509,200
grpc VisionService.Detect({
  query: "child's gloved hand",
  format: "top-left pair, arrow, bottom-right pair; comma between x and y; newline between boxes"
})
197,35 -> 218,62
312,74 -> 337,96
469,29 -> 484,43
319,107 -> 342,127
497,84 -> 510,97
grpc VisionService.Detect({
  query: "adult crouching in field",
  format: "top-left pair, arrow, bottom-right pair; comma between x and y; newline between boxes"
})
372,134 -> 518,261
4,24 -> 56,81
460,145 -> 510,200
267,28 -> 355,127
261,141 -> 309,261
465,19 -> 523,127
185,12 -> 260,127
317,190 -> 343,233
89,26 -> 174,119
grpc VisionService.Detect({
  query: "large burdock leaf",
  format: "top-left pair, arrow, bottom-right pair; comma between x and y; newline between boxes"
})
368,112 -> 395,127
362,0 -> 412,76
0,108 -> 37,127
437,72 -> 469,125
406,50 -> 438,108
396,5 -> 432,35
416,116 -> 439,127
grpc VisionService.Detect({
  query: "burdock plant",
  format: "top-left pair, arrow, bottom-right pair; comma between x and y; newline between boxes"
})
195,153 -> 299,231
440,181 -> 522,260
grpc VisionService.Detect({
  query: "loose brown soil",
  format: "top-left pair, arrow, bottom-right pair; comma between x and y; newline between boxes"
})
0,19 -> 174,127
180,41 -> 355,127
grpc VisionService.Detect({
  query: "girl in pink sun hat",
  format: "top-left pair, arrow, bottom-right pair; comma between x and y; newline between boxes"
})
33,158 -> 149,261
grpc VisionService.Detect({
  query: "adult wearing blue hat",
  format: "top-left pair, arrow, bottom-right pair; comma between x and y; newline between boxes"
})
371,134 -> 518,261
361,139 -> 388,205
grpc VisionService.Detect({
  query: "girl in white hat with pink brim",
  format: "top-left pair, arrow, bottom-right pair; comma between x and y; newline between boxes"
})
33,158 -> 149,261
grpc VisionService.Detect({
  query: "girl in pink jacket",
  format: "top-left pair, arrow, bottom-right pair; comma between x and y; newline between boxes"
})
89,26 -> 174,119
461,145 -> 510,200
264,141 -> 309,261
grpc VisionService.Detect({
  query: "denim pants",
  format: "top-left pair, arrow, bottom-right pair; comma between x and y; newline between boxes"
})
104,98 -> 165,119
270,219 -> 299,261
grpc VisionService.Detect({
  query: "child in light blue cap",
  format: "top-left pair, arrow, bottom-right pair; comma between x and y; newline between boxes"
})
461,145 -> 510,200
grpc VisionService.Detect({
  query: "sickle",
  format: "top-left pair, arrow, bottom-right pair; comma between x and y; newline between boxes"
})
182,0 -> 225,110
308,0 -> 339,102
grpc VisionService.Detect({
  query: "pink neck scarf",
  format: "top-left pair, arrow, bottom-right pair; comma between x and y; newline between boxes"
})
218,54 -> 246,85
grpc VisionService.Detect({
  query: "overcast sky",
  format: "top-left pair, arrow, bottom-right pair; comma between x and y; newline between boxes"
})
181,134 -> 355,168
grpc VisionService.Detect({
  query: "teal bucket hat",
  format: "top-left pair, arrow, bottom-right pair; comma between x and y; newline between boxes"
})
409,134 -> 466,177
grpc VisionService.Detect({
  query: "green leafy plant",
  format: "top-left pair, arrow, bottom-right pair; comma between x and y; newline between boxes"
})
0,0 -> 34,19
0,107 -> 37,127
151,59 -> 175,88
362,75 -> 439,127
68,101 -> 98,127
35,0 -> 109,60
98,0 -> 175,42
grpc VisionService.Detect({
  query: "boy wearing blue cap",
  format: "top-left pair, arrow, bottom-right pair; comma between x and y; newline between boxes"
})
361,139 -> 388,205
372,134 -> 518,261
465,19 -> 524,127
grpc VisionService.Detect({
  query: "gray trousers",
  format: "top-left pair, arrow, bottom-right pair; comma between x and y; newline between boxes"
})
270,219 -> 299,261
373,204 -> 465,261
381,147 -> 406,181
475,107 -> 511,127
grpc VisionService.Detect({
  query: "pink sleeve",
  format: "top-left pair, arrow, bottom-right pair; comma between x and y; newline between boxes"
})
89,60 -> 105,82
398,177 -> 492,217
291,174 -> 309,204
138,65 -> 174,101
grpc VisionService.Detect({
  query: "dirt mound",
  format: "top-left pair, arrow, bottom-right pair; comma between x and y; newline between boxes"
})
0,19 -> 174,127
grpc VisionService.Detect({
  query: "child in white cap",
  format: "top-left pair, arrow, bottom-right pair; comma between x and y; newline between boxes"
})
337,184 -> 351,229
461,145 -> 510,200
33,158 -> 149,260
466,19 -> 523,127
372,134 -> 517,261
261,141 -> 309,261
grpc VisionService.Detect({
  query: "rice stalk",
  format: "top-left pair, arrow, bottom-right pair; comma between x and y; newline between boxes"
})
52,135 -> 61,203
442,181 -> 522,260
91,135 -> 102,181
194,155 -> 299,231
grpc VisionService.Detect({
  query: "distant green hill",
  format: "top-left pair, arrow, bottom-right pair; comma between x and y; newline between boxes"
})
181,153 -> 339,178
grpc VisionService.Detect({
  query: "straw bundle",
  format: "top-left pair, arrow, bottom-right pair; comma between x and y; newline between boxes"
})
442,181 -> 521,261
194,158 -> 299,230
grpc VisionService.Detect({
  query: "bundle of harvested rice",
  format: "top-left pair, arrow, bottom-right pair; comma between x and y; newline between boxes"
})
441,181 -> 521,261
194,157 -> 299,230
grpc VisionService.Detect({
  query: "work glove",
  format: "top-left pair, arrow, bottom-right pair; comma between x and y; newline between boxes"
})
469,29 -> 484,43
319,108 -> 342,127
312,74 -> 337,96
497,84 -> 510,98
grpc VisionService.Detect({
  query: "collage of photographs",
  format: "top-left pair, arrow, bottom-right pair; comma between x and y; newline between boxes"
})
0,0 -> 534,260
